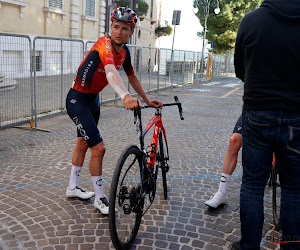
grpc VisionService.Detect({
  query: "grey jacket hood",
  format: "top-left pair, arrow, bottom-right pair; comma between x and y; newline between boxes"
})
261,0 -> 300,21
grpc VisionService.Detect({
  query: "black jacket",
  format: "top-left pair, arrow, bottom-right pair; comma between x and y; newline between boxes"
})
234,0 -> 300,113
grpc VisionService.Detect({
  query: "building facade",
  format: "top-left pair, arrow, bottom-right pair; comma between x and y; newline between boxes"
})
0,0 -> 161,43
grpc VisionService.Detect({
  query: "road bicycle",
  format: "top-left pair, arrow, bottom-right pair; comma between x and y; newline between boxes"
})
109,96 -> 184,250
268,154 -> 281,231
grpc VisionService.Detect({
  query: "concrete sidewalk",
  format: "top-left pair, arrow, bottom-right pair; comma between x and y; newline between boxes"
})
0,77 -> 279,250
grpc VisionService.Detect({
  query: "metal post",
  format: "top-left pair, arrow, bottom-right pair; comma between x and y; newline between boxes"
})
60,39 -> 63,113
148,47 -> 151,90
183,51 -> 186,84
170,24 -> 177,88
192,51 -> 195,85
157,48 -> 160,93
200,8 -> 208,80
33,40 -> 38,127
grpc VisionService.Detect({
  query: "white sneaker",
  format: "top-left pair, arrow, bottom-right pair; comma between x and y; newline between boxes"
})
205,191 -> 228,208
66,186 -> 95,200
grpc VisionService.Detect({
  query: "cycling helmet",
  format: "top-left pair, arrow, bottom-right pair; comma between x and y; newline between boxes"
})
111,7 -> 137,29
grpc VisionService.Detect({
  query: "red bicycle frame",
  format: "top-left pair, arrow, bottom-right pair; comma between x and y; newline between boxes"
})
142,111 -> 167,170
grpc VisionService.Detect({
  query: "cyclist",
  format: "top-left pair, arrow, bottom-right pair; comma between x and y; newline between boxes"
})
205,115 -> 242,208
65,7 -> 162,215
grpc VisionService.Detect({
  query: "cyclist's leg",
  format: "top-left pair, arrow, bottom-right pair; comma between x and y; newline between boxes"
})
206,115 -> 242,208
220,132 -> 242,191
67,137 -> 89,192
66,89 -> 101,200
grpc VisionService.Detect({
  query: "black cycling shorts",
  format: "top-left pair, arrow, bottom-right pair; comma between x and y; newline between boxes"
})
66,88 -> 102,148
233,115 -> 242,134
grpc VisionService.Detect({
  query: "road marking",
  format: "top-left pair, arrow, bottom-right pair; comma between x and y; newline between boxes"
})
188,89 -> 212,92
202,82 -> 221,86
222,83 -> 241,88
221,87 -> 241,98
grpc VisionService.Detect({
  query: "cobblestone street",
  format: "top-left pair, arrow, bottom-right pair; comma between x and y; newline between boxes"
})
0,77 -> 280,250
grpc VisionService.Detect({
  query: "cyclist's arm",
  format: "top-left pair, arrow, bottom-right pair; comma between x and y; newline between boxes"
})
104,64 -> 130,100
128,75 -> 162,108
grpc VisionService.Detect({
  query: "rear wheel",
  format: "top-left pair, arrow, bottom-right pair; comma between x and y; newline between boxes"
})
271,164 -> 281,231
109,145 -> 144,250
158,132 -> 168,199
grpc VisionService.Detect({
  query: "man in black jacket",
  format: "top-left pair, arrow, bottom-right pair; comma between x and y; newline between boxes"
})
234,0 -> 300,249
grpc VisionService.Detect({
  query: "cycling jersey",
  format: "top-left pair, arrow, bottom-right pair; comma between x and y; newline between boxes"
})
73,36 -> 135,94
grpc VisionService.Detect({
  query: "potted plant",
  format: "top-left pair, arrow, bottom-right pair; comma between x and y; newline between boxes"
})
155,25 -> 173,37
137,1 -> 149,17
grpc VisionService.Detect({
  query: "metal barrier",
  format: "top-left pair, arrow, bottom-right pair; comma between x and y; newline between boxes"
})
32,37 -> 84,127
0,33 -> 33,127
0,32 -> 235,129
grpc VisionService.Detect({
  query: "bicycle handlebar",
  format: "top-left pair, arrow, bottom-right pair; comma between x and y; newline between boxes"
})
142,96 -> 184,120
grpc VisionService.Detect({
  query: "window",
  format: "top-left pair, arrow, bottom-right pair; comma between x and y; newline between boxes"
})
49,0 -> 62,9
44,0 -> 67,23
85,0 -> 95,17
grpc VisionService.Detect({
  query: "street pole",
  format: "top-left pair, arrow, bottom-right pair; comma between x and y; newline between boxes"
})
170,24 -> 177,88
200,14 -> 207,80
200,1 -> 209,80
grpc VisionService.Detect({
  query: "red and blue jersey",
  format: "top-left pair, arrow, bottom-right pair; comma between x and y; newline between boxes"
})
73,36 -> 135,93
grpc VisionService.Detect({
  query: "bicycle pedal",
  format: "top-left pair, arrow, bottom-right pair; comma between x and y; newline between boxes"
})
123,204 -> 131,214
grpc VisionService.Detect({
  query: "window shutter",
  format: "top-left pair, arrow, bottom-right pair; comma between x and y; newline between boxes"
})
49,0 -> 63,9
86,0 -> 95,17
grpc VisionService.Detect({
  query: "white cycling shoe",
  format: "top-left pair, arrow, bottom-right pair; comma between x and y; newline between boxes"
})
205,191 -> 228,208
94,197 -> 118,215
66,186 -> 95,200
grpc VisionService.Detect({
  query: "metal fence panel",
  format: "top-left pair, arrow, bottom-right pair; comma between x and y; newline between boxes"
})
0,33 -> 32,128
32,37 -> 84,126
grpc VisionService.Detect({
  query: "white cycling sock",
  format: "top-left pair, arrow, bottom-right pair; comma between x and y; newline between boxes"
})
68,165 -> 82,191
218,173 -> 231,194
92,176 -> 105,201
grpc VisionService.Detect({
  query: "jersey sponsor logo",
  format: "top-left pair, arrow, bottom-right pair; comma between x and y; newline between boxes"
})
98,68 -> 106,73
81,60 -> 94,86
72,116 -> 89,140
104,37 -> 112,50
70,99 -> 77,104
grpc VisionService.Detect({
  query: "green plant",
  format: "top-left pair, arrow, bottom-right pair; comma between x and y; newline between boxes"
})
155,25 -> 173,37
138,1 -> 149,16
116,0 -> 129,7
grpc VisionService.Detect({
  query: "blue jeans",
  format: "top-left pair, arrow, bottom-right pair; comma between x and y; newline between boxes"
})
240,111 -> 300,250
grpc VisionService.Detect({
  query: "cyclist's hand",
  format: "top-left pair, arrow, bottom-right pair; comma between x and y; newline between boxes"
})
147,99 -> 163,109
123,94 -> 142,110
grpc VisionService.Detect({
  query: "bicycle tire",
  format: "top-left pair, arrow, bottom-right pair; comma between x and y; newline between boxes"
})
159,132 -> 168,199
109,145 -> 144,250
272,164 -> 281,231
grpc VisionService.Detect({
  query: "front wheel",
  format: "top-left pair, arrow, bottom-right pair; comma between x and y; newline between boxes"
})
159,132 -> 168,199
109,145 -> 144,250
